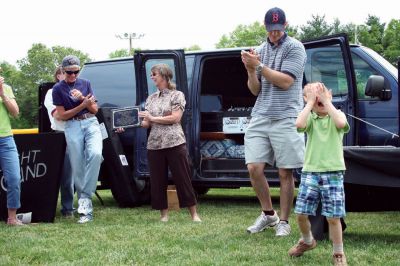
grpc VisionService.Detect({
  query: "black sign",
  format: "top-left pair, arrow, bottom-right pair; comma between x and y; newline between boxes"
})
0,133 -> 66,223
112,107 -> 141,129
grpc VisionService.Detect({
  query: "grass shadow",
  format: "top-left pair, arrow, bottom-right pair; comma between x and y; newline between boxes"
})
344,232 -> 400,245
198,192 -> 281,206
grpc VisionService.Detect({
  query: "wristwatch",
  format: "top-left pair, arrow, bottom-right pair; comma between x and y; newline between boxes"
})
256,62 -> 264,72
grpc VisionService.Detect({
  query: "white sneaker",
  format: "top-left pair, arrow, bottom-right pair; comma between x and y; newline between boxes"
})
78,214 -> 93,224
247,211 -> 280,234
275,222 -> 291,236
77,198 -> 93,216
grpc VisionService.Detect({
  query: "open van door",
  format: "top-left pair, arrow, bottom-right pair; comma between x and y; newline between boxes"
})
302,34 -> 357,145
133,50 -> 190,179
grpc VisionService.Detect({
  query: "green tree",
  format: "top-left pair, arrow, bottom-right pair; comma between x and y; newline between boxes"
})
109,49 -> 130,58
358,15 -> 385,53
286,25 -> 300,39
14,43 -> 91,128
17,44 -> 56,85
338,22 -> 357,43
382,19 -> 400,66
184,45 -> 201,51
216,22 -> 266,48
108,47 -> 147,59
17,44 -> 91,84
0,62 -> 31,128
299,14 -> 333,41
52,46 -> 91,68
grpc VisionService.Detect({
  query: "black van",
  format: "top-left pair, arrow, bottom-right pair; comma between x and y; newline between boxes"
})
78,49 -> 263,205
39,34 -> 400,208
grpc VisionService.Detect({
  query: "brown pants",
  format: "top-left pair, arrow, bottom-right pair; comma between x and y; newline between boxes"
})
147,144 -> 197,210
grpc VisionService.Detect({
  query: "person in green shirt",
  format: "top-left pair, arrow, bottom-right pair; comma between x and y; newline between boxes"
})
288,83 -> 350,266
0,72 -> 24,226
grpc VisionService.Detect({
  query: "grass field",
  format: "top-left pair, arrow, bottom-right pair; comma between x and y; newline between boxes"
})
0,188 -> 399,265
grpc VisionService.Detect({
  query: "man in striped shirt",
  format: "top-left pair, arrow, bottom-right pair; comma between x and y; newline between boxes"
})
241,7 -> 307,237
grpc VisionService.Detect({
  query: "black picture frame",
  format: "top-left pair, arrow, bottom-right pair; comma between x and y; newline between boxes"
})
112,106 -> 141,129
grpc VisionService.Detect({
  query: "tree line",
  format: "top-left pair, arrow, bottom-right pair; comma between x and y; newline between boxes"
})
1,14 -> 399,129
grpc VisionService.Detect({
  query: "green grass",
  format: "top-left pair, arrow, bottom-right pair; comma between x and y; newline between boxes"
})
0,188 -> 399,265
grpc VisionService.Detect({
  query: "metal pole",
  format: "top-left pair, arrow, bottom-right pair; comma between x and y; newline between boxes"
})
129,37 -> 132,54
115,33 -> 145,55
354,25 -> 358,45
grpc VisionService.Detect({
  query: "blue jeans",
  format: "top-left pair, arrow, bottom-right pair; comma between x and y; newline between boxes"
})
65,117 -> 102,202
0,136 -> 21,209
60,146 -> 74,215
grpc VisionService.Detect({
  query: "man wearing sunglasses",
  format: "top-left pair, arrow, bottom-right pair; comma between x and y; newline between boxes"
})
52,55 -> 103,224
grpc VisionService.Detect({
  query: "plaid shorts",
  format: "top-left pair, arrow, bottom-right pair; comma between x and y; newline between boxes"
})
294,171 -> 346,218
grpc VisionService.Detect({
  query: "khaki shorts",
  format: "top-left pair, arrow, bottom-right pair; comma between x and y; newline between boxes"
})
244,116 -> 305,169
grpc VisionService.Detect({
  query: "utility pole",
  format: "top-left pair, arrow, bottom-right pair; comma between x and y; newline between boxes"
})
354,25 -> 359,45
115,33 -> 145,55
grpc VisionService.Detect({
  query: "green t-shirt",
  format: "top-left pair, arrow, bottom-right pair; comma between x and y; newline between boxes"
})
298,112 -> 350,172
0,84 -> 15,137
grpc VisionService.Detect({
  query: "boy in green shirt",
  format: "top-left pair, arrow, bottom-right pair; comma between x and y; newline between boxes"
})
288,83 -> 350,266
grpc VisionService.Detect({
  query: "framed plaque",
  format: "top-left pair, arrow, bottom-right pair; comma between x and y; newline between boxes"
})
112,106 -> 141,129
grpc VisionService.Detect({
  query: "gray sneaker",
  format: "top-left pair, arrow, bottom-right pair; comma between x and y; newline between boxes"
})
275,222 -> 291,236
247,211 -> 280,234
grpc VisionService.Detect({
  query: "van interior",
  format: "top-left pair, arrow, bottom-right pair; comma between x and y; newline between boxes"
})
197,55 -> 259,179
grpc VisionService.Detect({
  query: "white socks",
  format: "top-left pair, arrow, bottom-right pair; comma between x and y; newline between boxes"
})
333,243 -> 344,254
301,231 -> 314,245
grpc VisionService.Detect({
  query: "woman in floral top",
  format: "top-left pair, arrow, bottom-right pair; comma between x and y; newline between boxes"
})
139,64 -> 201,222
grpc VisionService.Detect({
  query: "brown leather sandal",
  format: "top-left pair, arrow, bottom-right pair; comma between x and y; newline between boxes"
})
7,218 -> 26,226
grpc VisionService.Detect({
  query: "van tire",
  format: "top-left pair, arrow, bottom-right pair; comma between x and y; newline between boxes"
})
194,187 -> 209,196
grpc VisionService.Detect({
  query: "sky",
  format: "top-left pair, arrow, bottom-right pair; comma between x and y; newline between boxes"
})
1,0 -> 399,66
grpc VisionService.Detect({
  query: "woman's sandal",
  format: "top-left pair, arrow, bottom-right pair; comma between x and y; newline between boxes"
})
7,218 -> 26,226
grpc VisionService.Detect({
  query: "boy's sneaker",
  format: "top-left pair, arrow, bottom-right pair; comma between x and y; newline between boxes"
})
246,211 -> 280,234
288,239 -> 317,257
78,214 -> 93,224
332,253 -> 347,266
275,221 -> 291,236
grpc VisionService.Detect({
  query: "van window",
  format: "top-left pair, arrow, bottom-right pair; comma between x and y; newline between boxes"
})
185,55 -> 195,89
305,47 -> 348,96
80,61 -> 136,107
351,52 -> 379,100
145,59 -> 176,95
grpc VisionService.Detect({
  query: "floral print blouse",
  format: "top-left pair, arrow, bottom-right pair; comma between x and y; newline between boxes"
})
145,88 -> 186,150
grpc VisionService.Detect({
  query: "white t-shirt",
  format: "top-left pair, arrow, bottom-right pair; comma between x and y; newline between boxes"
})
44,88 -> 66,131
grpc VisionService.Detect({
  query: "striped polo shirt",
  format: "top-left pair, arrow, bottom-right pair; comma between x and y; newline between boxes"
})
251,34 -> 306,120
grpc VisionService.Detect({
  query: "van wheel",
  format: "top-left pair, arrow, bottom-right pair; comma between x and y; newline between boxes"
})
138,179 -> 151,204
109,178 -> 151,207
194,187 -> 209,196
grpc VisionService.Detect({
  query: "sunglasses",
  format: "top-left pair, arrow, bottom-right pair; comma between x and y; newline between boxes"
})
65,70 -> 80,75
